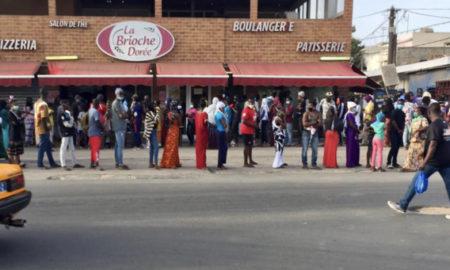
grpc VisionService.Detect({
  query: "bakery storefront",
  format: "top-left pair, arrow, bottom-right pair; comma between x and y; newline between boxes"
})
0,0 -> 371,107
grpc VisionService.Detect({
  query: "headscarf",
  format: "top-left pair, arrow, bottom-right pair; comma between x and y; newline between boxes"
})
207,97 -> 219,124
344,101 -> 357,128
215,101 -> 226,114
261,98 -> 269,113
373,112 -> 385,125
364,95 -> 373,103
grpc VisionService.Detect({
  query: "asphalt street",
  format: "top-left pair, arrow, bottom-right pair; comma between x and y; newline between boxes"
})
1,147 -> 450,270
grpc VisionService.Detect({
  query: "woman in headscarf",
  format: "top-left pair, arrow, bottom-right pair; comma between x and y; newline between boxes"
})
7,98 -> 24,166
215,101 -> 228,169
370,112 -> 386,172
160,101 -> 181,169
345,101 -> 360,167
260,98 -> 270,146
323,106 -> 341,168
272,111 -> 287,169
206,97 -> 219,149
195,99 -> 209,169
401,106 -> 428,172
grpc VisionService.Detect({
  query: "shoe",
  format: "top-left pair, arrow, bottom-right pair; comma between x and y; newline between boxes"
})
149,163 -> 155,168
73,164 -> 84,169
250,161 -> 258,165
393,164 -> 401,169
378,168 -> 386,172
387,164 -> 394,169
243,164 -> 254,168
61,166 -> 71,171
387,201 -> 406,214
115,164 -> 119,168
302,165 -> 309,169
50,163 -> 60,169
371,167 -> 376,172
117,164 -> 130,170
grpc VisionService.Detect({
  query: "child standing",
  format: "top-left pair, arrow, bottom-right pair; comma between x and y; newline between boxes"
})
272,115 -> 287,169
370,112 -> 386,172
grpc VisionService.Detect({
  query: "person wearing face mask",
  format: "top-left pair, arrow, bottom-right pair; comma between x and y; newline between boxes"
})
284,97 -> 294,146
302,100 -> 322,169
7,97 -> 24,166
296,91 -> 307,146
345,102 -> 360,168
401,106 -> 428,172
241,99 -> 258,167
111,88 -> 130,170
387,98 -> 406,169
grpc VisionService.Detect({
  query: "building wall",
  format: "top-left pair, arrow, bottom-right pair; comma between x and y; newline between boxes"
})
0,0 -> 353,64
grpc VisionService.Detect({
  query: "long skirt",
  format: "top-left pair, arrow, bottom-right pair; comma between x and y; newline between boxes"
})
7,141 -> 24,156
272,140 -> 284,168
346,131 -> 360,167
207,124 -> 218,149
323,130 -> 339,168
160,125 -> 181,168
402,140 -> 425,171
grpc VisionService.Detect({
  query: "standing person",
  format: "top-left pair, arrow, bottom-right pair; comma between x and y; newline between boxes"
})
144,101 -> 160,169
402,92 -> 417,149
401,107 -> 429,172
130,95 -> 143,149
320,92 -> 336,133
58,100 -> 84,171
160,102 -> 181,169
111,88 -> 130,170
155,101 -> 163,146
241,99 -> 258,168
296,91 -> 306,146
336,96 -> 346,146
24,97 -> 35,146
215,102 -> 228,170
302,100 -> 322,169
387,99 -> 406,169
259,98 -> 269,146
186,105 -> 197,146
34,88 -> 59,169
76,104 -> 88,148
88,99 -> 104,170
387,103 -> 450,215
207,97 -> 219,149
230,96 -> 241,147
323,106 -> 341,168
370,112 -> 386,172
7,98 -> 24,166
284,97 -> 294,146
272,114 -> 287,169
225,101 -> 233,144
362,95 -> 375,146
0,100 -> 10,151
0,110 -> 6,160
345,102 -> 360,168
195,99 -> 209,169
382,99 -> 395,147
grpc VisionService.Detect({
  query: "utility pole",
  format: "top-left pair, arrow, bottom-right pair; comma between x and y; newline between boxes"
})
388,6 -> 397,65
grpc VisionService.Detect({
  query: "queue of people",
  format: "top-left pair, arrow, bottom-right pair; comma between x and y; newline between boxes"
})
0,87 -> 448,175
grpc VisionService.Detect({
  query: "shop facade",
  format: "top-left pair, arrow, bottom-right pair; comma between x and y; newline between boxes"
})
0,0 -> 367,108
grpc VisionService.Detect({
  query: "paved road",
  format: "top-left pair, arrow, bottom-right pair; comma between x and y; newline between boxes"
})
2,164 -> 450,270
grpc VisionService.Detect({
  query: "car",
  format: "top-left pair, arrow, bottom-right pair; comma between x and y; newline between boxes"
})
0,164 -> 32,228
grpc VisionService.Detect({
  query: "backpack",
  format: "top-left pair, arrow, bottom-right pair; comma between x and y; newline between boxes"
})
80,112 -> 89,134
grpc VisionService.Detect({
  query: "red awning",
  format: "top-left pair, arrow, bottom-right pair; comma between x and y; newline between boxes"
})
228,62 -> 367,87
38,62 -> 153,86
156,63 -> 228,86
0,62 -> 40,87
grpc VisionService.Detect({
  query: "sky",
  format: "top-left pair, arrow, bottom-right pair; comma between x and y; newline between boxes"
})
353,0 -> 450,46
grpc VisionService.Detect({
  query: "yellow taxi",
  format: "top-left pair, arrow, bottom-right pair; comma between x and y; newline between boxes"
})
0,164 -> 31,228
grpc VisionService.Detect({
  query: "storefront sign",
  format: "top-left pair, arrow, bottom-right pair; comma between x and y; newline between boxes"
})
96,21 -> 175,62
296,41 -> 346,53
0,39 -> 36,51
50,20 -> 88,28
233,21 -> 294,32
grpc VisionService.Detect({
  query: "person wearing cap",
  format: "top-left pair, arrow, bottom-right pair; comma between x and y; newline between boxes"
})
302,99 -> 322,169
320,92 -> 336,135
387,98 -> 406,169
296,91 -> 307,146
187,104 -> 197,146
345,101 -> 360,168
34,88 -> 59,169
215,101 -> 228,169
111,88 -> 130,170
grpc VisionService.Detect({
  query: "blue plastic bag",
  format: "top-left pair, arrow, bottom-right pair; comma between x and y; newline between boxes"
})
415,171 -> 428,194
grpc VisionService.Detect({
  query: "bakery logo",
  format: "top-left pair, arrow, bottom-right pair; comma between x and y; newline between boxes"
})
96,21 -> 175,62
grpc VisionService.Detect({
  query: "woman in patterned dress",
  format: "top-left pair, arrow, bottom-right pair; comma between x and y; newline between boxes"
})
160,102 -> 181,169
401,107 -> 428,172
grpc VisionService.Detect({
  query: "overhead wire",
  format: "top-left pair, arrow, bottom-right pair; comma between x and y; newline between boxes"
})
406,10 -> 450,20
354,9 -> 388,19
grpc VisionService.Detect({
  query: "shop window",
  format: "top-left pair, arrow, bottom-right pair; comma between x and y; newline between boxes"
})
0,0 -> 48,15
56,0 -> 154,17
163,0 -> 250,18
258,0 -> 345,19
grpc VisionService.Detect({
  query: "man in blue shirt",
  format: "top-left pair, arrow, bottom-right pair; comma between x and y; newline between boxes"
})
215,102 -> 228,170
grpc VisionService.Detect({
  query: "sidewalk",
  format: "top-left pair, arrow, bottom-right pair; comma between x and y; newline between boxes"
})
7,144 -> 407,181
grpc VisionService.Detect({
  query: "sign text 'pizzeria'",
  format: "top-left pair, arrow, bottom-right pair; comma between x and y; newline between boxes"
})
96,21 -> 175,62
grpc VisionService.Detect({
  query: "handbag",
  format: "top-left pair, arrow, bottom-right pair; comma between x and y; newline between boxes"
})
414,171 -> 428,194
